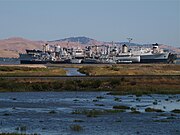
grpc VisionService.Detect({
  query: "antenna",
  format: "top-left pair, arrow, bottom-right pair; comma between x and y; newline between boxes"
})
127,38 -> 133,44
67,41 -> 69,49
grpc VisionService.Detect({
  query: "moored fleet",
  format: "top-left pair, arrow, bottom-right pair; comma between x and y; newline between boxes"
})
19,42 -> 177,64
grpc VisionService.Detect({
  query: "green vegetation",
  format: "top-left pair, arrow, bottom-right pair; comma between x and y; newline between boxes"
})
72,109 -> 125,117
96,96 -> 105,99
3,113 -> 11,116
48,110 -> 57,114
95,104 -> 105,106
113,105 -> 130,110
15,125 -> 27,133
73,120 -> 85,122
0,65 -> 180,95
72,109 -> 104,117
153,120 -> 170,122
166,116 -> 176,119
114,97 -> 121,102
105,109 -> 125,113
0,133 -> 39,135
0,76 -> 180,94
130,107 -> 141,114
145,108 -> 164,112
70,124 -> 83,132
171,109 -> 180,113
130,110 -> 141,114
115,120 -> 122,122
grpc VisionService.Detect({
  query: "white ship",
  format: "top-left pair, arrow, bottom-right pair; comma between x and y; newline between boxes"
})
70,48 -> 84,63
132,43 -> 170,63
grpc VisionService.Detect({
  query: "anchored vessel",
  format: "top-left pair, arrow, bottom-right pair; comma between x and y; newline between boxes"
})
19,43 -> 176,64
132,43 -> 171,63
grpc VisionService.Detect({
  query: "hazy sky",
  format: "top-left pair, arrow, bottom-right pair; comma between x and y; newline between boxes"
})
0,0 -> 179,47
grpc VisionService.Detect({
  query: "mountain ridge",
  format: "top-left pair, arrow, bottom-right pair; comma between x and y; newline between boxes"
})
49,36 -> 96,44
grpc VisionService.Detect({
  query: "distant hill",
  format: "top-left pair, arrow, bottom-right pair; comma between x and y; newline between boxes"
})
50,36 -> 95,44
49,36 -> 103,45
0,37 -> 43,58
0,36 -> 179,58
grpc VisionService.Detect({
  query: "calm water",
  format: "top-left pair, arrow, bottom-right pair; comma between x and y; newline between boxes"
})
176,58 -> 180,64
0,92 -> 179,135
0,58 -> 20,65
64,68 -> 86,76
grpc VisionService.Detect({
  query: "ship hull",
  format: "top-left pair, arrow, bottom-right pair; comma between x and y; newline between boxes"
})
139,52 -> 169,63
20,60 -> 70,64
114,56 -> 140,63
140,59 -> 168,63
82,58 -> 99,64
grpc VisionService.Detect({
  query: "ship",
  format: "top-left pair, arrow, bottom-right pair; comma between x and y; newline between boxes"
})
70,48 -> 84,64
19,43 -> 176,64
131,43 -> 171,63
113,44 -> 140,63
19,44 -> 71,64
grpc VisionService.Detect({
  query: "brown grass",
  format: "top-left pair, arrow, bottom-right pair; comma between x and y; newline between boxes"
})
0,66 -> 66,76
79,64 -> 180,75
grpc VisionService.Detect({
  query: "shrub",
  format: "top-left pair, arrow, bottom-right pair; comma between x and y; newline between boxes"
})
110,79 -> 120,86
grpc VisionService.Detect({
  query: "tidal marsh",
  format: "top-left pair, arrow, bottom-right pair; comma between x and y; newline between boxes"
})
0,92 -> 179,135
78,64 -> 180,76
0,66 -> 66,77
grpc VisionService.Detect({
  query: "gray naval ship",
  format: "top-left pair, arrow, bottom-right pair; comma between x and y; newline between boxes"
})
19,43 -> 176,64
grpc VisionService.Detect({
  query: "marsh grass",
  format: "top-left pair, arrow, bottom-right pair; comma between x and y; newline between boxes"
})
48,110 -> 57,114
171,109 -> 180,113
145,108 -> 164,112
0,69 -> 180,94
131,110 -> 141,114
78,64 -> 180,76
0,133 -> 39,135
115,120 -> 122,122
72,109 -> 103,117
153,120 -> 170,122
96,96 -> 104,99
3,113 -> 11,116
72,109 -> 125,117
0,77 -> 180,94
73,120 -> 84,122
70,124 -> 83,132
0,66 -> 66,77
166,116 -> 176,119
105,109 -> 125,113
114,97 -> 121,102
113,105 -> 130,110
95,104 -> 105,106
15,125 -> 27,132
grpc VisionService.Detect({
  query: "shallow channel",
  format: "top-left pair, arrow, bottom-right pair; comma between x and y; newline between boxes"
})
64,68 -> 86,76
